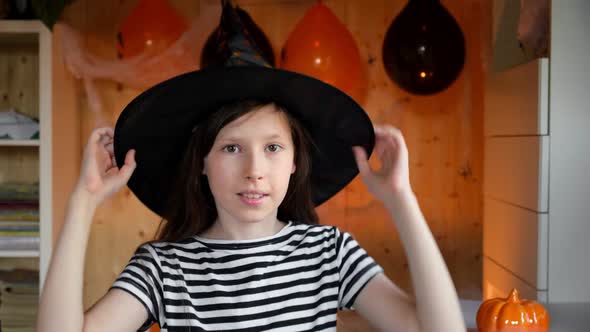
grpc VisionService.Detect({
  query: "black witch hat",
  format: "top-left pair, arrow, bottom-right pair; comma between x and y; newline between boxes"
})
114,0 -> 374,217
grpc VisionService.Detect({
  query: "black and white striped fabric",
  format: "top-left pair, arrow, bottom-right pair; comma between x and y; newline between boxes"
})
111,221 -> 383,331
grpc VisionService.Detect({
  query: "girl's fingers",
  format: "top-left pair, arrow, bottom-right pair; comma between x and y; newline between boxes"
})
104,142 -> 117,167
374,138 -> 386,159
352,146 -> 371,177
374,125 -> 400,140
364,124 -> 406,166
117,149 -> 136,181
375,125 -> 407,155
104,149 -> 136,191
105,142 -> 114,155
89,127 -> 114,144
86,127 -> 114,156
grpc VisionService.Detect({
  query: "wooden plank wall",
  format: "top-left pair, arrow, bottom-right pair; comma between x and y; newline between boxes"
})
53,0 -> 489,329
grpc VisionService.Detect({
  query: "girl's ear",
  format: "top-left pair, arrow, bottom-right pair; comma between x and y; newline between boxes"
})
291,163 -> 296,174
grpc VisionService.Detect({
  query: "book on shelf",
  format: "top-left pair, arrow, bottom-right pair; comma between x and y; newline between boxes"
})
0,183 -> 39,202
0,202 -> 38,210
0,221 -> 39,232
0,231 -> 39,236
0,221 -> 39,251
0,236 -> 39,251
0,211 -> 39,222
0,183 -> 40,250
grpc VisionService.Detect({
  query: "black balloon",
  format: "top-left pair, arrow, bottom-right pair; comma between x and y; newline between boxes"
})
382,0 -> 465,95
201,4 -> 275,69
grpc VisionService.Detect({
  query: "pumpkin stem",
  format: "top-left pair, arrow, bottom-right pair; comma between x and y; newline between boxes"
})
507,288 -> 520,303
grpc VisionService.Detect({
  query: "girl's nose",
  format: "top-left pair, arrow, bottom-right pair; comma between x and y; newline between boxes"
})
244,151 -> 265,181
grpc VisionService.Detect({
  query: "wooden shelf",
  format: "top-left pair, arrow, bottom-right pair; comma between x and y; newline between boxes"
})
0,19 -> 45,33
0,249 -> 39,258
0,139 -> 39,147
0,20 -> 44,48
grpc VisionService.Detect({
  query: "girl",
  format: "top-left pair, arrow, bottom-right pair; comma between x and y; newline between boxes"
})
37,2 -> 465,331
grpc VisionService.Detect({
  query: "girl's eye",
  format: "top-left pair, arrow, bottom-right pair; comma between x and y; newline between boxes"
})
223,145 -> 240,153
267,144 -> 283,152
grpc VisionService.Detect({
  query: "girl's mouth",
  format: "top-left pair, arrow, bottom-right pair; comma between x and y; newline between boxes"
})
237,192 -> 268,206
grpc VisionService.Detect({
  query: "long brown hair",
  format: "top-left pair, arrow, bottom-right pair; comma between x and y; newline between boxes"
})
153,99 -> 319,242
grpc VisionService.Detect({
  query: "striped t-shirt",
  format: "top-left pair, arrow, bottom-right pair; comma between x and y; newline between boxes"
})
111,221 -> 383,331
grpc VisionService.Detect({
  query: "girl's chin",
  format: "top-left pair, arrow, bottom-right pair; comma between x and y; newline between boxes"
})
228,209 -> 277,224
237,213 -> 273,223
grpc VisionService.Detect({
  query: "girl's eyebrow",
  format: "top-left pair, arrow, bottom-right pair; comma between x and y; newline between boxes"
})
218,134 -> 286,142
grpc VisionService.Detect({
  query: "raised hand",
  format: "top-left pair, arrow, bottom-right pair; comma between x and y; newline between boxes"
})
352,125 -> 411,204
74,127 -> 136,208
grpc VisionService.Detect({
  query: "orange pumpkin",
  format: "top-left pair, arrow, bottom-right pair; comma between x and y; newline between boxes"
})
476,288 -> 550,332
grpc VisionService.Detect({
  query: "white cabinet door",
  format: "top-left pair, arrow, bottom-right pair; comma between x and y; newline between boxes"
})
484,198 -> 548,289
485,59 -> 549,136
483,256 -> 548,302
484,136 -> 549,212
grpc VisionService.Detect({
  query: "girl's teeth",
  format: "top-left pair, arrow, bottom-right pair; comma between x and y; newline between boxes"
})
243,194 -> 263,199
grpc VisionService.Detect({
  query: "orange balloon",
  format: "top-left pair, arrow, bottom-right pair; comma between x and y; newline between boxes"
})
117,0 -> 188,59
280,3 -> 367,104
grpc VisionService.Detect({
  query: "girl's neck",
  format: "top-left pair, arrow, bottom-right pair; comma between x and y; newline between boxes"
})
199,217 -> 288,241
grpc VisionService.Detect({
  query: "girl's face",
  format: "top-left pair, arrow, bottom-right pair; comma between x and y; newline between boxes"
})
203,105 -> 296,225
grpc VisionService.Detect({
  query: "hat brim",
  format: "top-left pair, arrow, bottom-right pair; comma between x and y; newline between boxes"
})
114,66 -> 374,217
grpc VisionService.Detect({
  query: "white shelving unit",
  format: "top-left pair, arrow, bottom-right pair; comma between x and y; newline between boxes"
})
484,0 -> 590,304
0,20 -> 52,291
